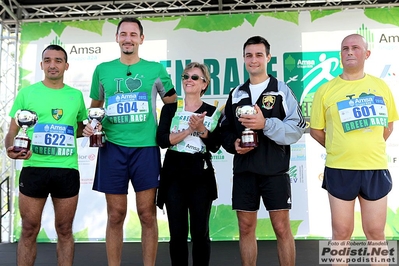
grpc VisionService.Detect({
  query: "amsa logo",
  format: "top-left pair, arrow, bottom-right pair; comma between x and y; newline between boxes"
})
296,59 -> 316,69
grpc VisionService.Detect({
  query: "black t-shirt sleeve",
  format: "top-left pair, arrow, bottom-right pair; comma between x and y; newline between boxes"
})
156,103 -> 177,149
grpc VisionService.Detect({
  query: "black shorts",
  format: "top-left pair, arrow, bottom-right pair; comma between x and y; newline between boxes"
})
232,172 -> 292,211
322,167 -> 392,201
19,167 -> 80,198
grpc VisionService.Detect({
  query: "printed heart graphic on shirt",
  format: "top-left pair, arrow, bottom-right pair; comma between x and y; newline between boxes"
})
126,74 -> 142,92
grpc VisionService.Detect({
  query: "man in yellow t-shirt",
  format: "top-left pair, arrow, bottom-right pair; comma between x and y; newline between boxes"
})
310,34 -> 398,256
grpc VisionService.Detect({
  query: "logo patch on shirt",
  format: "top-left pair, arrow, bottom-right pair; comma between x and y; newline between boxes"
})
262,95 -> 275,110
52,109 -> 63,120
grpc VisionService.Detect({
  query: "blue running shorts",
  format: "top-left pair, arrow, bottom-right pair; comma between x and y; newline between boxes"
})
322,167 -> 392,201
92,142 -> 161,194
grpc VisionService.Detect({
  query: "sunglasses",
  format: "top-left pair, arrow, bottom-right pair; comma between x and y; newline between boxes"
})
181,74 -> 206,82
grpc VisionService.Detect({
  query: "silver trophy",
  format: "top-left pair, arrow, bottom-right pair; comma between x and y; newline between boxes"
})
88,107 -> 106,147
235,105 -> 258,148
13,109 -> 38,152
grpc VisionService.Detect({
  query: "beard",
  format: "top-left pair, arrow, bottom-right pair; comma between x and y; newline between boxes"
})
47,75 -> 63,81
123,50 -> 134,55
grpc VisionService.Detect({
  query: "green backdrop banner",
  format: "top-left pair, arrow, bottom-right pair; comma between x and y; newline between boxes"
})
14,8 -> 399,242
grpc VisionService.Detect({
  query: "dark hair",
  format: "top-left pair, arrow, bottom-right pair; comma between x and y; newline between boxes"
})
42,44 -> 68,63
116,17 -> 143,36
243,36 -> 270,56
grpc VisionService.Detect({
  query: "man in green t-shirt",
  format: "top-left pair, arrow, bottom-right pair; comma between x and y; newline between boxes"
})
83,17 -> 176,265
5,44 -> 86,266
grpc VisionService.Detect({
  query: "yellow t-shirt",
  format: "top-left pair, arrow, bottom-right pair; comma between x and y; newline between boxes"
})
310,74 -> 399,170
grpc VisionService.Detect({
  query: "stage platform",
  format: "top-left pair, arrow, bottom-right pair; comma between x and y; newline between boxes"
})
0,239 -> 381,266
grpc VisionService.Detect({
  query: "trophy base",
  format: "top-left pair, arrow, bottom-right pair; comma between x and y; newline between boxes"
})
13,136 -> 31,152
89,133 -> 106,148
240,129 -> 258,148
240,141 -> 258,148
12,147 -> 29,153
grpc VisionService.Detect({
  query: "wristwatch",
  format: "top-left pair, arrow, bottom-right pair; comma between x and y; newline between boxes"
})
198,129 -> 207,135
